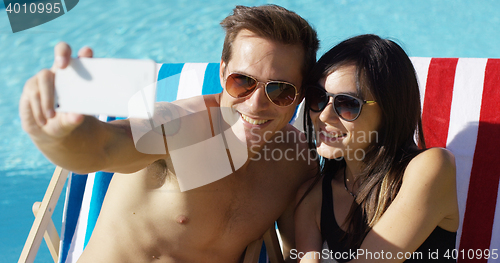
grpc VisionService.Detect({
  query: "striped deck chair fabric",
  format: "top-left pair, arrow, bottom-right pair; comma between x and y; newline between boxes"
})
411,57 -> 500,263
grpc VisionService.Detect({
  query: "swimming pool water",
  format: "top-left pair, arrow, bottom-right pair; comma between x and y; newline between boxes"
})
1,0 -> 499,262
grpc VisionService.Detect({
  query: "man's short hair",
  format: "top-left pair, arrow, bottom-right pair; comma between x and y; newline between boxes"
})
220,5 -> 319,84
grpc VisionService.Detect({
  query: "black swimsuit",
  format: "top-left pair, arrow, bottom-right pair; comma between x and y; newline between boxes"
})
320,172 -> 457,262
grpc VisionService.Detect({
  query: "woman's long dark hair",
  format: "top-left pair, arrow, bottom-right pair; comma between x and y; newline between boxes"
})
303,34 -> 426,247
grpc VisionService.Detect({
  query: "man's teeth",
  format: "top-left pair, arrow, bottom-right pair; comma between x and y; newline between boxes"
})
241,114 -> 269,125
323,132 -> 345,138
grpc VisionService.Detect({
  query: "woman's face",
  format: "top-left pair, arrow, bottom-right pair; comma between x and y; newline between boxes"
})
310,65 -> 382,161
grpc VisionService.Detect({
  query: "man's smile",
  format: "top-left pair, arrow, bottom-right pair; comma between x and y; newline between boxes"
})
240,113 -> 271,125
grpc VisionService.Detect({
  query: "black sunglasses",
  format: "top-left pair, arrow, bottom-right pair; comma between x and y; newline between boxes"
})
305,85 -> 376,121
225,72 -> 298,107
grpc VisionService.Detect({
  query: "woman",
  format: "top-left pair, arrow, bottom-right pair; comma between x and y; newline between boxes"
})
294,34 -> 459,262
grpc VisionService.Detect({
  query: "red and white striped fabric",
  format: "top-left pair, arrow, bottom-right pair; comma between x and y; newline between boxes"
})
411,57 -> 500,262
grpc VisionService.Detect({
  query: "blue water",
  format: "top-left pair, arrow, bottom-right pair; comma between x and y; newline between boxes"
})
1,0 -> 499,262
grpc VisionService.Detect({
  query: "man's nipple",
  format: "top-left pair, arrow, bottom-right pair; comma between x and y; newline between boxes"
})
176,215 -> 189,224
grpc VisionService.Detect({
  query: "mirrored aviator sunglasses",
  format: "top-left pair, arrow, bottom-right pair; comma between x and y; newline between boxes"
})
225,73 -> 298,107
305,85 -> 376,121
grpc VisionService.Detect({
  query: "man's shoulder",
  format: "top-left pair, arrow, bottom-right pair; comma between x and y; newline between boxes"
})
158,93 -> 220,112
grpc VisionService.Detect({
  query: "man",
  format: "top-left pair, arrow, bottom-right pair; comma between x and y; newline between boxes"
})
20,5 -> 319,262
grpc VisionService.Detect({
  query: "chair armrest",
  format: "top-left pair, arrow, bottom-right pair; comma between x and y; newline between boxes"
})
19,166 -> 69,263
32,202 -> 60,263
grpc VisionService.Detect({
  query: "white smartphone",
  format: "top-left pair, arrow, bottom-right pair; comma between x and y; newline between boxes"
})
54,58 -> 157,119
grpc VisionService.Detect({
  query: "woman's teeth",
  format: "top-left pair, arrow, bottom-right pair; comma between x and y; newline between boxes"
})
323,132 -> 345,138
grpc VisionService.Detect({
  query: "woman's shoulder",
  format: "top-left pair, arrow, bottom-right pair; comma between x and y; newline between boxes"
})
403,147 -> 457,190
401,147 -> 459,231
407,147 -> 455,174
414,147 -> 455,162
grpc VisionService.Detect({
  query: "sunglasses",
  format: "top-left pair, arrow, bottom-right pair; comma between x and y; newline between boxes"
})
225,72 -> 299,107
305,85 -> 376,121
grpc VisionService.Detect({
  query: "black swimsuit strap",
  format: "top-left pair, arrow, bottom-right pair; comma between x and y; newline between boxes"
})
320,172 -> 337,242
320,172 -> 351,262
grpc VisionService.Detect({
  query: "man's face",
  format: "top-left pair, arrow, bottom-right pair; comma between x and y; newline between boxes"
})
219,29 -> 304,149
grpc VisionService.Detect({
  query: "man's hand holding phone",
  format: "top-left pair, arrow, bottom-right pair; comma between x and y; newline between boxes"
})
20,42 -> 157,142
19,42 -> 91,140
19,42 -> 159,173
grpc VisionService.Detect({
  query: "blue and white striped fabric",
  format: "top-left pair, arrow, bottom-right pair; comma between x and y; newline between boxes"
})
58,62 -> 299,263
